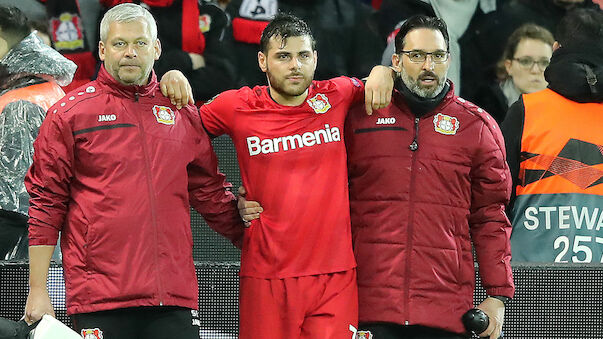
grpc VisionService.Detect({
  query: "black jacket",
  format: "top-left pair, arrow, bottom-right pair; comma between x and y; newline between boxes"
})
151,0 -> 237,101
225,0 -> 383,87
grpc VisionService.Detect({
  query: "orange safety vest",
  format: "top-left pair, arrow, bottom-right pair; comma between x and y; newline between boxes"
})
517,88 -> 603,196
510,88 -> 603,263
0,81 -> 65,113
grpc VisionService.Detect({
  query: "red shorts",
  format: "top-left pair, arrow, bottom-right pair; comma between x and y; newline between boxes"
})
239,269 -> 358,339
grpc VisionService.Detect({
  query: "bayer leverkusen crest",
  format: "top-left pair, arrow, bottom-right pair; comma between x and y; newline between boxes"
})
433,113 -> 459,135
153,105 -> 175,125
50,13 -> 85,51
81,328 -> 103,339
357,330 -> 373,339
307,93 -> 331,114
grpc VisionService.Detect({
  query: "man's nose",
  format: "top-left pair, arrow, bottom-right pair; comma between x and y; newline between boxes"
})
289,57 -> 302,69
125,44 -> 137,57
422,55 -> 435,70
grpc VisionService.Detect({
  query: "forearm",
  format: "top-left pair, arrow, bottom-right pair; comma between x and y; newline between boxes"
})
28,245 -> 55,290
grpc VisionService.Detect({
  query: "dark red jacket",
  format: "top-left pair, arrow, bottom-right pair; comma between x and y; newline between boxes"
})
345,84 -> 515,334
26,66 -> 244,315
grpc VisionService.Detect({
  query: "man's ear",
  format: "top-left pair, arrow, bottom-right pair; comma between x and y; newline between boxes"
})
391,53 -> 402,72
98,40 -> 106,61
154,39 -> 162,60
258,51 -> 267,72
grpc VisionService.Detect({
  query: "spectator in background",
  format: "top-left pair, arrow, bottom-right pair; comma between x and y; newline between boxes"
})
224,0 -> 384,87
346,15 -> 514,339
467,0 -> 599,100
152,0 -> 237,102
502,8 -> 603,264
0,0 -> 50,44
45,0 -> 100,93
472,24 -> 554,123
0,5 -> 76,260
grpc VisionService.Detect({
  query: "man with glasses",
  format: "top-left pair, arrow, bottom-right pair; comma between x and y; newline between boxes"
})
345,15 -> 514,339
501,8 -> 603,264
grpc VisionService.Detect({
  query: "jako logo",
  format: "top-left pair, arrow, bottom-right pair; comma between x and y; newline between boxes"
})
247,124 -> 341,156
98,114 -> 116,122
376,117 -> 396,125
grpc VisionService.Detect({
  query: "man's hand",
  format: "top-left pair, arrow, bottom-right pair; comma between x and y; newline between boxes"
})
160,70 -> 194,109
237,186 -> 263,227
24,286 -> 54,325
477,297 -> 505,338
364,65 -> 395,115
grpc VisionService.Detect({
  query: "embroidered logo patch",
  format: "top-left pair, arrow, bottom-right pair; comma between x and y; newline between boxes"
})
306,93 -> 331,114
153,105 -> 175,125
433,113 -> 459,135
199,14 -> 211,33
81,328 -> 103,339
357,330 -> 374,339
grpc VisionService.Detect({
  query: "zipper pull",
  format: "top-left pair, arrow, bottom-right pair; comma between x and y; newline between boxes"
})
409,117 -> 420,151
135,92 -> 139,102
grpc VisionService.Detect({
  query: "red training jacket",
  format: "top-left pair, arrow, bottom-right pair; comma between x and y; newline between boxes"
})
345,84 -> 515,334
26,66 -> 244,315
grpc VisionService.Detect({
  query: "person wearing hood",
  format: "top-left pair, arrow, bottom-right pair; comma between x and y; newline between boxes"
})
501,8 -> 603,263
345,15 -> 514,339
0,5 -> 76,260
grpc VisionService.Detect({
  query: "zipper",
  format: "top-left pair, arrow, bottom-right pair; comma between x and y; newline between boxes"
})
404,117 -> 420,324
134,96 -> 164,306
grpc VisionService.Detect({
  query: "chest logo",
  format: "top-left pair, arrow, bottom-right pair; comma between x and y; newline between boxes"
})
376,117 -> 396,125
433,113 -> 459,135
307,93 -> 331,114
98,114 -> 116,122
153,105 -> 175,125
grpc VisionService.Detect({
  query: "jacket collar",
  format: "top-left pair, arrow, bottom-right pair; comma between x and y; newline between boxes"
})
96,64 -> 158,99
393,79 -> 455,117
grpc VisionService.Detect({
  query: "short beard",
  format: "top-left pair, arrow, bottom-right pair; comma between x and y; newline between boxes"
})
399,68 -> 447,99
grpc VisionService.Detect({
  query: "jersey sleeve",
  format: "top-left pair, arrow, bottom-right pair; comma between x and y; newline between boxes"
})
339,76 -> 365,105
199,90 -> 238,137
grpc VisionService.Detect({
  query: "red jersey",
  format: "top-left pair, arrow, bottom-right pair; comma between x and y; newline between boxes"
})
201,77 -> 364,278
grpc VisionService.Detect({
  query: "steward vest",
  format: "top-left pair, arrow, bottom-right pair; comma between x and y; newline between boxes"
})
0,81 -> 65,113
510,88 -> 603,263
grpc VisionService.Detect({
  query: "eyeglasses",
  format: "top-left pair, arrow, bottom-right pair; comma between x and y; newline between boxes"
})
400,50 -> 449,63
512,57 -> 550,70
